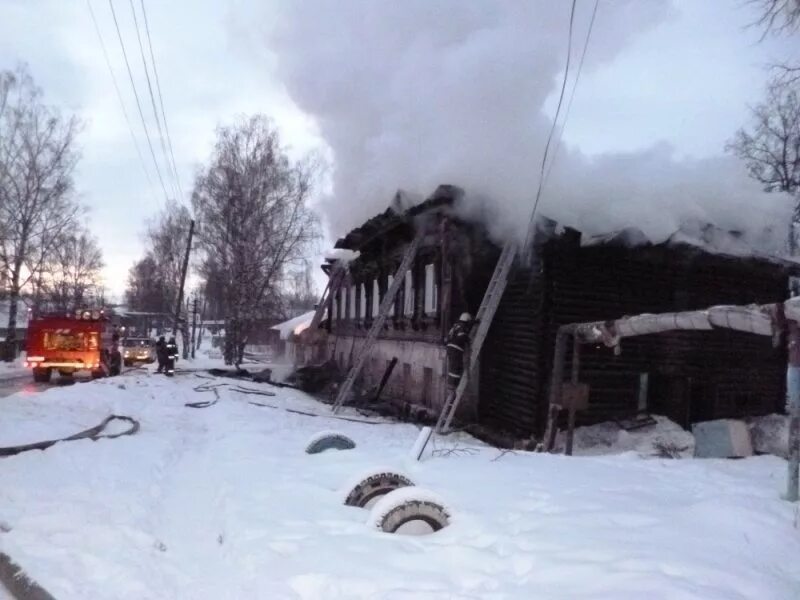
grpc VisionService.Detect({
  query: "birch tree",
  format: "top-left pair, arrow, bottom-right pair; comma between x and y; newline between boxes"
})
191,115 -> 320,365
0,66 -> 81,355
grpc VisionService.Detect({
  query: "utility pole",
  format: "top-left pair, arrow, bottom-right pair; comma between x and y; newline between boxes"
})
173,219 -> 195,337
191,295 -> 198,359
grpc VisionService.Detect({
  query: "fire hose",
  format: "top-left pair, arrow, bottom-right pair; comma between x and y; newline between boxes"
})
0,415 -> 140,458
187,375 -> 383,425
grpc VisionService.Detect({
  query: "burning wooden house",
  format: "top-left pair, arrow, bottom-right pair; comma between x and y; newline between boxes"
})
309,184 -> 796,442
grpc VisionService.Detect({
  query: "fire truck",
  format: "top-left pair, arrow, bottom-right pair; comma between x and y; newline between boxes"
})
24,308 -> 122,382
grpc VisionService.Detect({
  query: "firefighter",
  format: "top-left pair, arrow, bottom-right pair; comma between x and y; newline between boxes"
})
445,312 -> 474,394
155,336 -> 167,373
165,336 -> 179,376
109,332 -> 122,376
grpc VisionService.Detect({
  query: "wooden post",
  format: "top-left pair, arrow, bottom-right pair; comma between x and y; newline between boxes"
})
565,335 -> 581,456
190,295 -> 198,359
542,325 -> 571,452
173,220 -> 195,337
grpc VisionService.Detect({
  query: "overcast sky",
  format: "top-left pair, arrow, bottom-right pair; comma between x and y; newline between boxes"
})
0,0 -> 794,299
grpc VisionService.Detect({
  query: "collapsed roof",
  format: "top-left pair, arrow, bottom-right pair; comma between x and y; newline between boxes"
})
332,184 -> 798,270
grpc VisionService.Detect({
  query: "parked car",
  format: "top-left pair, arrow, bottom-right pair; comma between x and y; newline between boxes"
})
122,337 -> 156,366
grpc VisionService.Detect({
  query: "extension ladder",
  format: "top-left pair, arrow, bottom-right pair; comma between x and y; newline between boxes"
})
434,240 -> 517,433
331,229 -> 425,413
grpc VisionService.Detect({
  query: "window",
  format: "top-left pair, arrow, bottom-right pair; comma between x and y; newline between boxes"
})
359,283 -> 367,319
387,275 -> 394,316
423,367 -> 433,405
372,279 -> 380,316
424,263 -> 438,315
339,286 -> 347,320
404,270 -> 414,316
350,285 -> 357,319
43,330 -> 86,351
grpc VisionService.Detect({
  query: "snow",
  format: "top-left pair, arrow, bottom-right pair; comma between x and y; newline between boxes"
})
553,415 -> 696,458
0,378 -> 799,598
0,355 -> 29,381
271,311 -> 316,340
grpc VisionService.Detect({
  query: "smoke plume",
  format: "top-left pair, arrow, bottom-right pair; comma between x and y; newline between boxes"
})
266,1 -> 793,251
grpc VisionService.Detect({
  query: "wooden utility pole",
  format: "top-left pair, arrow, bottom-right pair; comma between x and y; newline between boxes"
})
173,219 -> 195,337
191,295 -> 198,359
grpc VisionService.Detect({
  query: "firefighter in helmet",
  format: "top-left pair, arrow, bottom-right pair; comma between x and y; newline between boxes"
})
155,336 -> 167,373
165,336 -> 178,377
445,312 -> 475,394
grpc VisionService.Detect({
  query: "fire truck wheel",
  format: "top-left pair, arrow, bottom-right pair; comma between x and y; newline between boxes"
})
32,367 -> 51,383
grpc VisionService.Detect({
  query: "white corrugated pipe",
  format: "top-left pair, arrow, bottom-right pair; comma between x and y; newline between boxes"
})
707,305 -> 774,337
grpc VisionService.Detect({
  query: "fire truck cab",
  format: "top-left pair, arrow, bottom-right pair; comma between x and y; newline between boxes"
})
24,309 -> 122,382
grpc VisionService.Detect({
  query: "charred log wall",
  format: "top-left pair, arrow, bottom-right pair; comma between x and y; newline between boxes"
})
545,244 -> 788,430
480,239 -> 790,437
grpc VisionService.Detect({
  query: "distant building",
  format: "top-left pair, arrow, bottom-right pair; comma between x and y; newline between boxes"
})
307,185 -> 799,441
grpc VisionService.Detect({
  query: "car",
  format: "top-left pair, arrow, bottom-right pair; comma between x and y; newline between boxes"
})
122,337 -> 156,366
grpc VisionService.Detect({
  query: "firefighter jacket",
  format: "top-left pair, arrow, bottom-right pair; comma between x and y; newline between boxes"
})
445,321 -> 472,379
166,340 -> 179,360
155,339 -> 167,362
446,321 -> 471,352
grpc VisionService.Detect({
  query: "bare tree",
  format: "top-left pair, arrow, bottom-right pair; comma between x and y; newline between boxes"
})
39,229 -> 104,312
0,65 -> 81,356
144,200 -> 192,315
192,115 -> 320,365
126,254 -> 167,312
727,83 -> 800,251
750,0 -> 800,85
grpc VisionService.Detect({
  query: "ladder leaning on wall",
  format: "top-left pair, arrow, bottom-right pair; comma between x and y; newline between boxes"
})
331,228 -> 425,413
309,265 -> 347,332
434,240 -> 518,434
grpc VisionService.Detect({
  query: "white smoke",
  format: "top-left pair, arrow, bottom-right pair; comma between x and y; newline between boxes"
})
265,0 -> 793,251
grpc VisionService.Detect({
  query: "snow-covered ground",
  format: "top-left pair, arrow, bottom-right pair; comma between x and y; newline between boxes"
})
0,354 -> 29,381
0,372 -> 799,599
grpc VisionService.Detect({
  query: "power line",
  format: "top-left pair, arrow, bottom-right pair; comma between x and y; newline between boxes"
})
108,0 -> 171,204
86,0 -> 155,195
140,0 -> 184,201
524,0 -> 579,252
128,0 -> 179,200
544,0 -> 600,187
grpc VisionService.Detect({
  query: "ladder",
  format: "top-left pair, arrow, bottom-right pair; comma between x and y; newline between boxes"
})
331,229 -> 425,413
309,265 -> 346,332
434,240 -> 517,433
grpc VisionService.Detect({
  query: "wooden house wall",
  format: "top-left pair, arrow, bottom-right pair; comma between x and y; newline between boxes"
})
481,239 -> 790,437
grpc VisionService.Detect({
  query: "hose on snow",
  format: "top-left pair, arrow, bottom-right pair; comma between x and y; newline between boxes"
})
0,415 -> 140,458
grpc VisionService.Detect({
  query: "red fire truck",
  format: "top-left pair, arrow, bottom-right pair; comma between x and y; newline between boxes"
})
24,308 -> 122,382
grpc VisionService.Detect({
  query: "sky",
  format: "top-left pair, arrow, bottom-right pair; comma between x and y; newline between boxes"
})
0,0 -> 795,299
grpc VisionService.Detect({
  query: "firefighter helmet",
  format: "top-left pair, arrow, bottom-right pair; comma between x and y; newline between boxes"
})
459,312 -> 473,322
